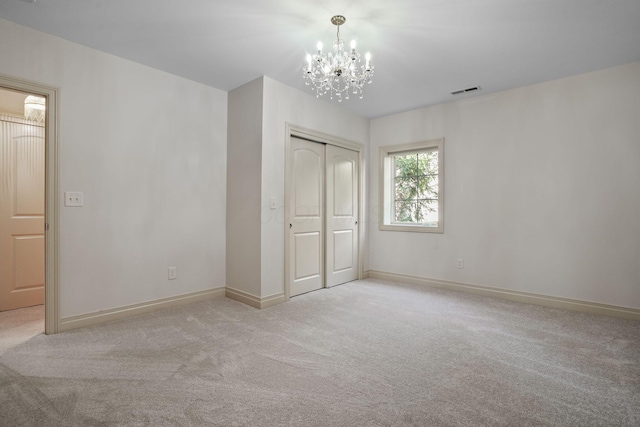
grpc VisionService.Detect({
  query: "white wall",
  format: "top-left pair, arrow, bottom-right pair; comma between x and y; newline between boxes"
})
369,62 -> 640,309
0,19 -> 228,318
5,16 -> 634,316
260,77 -> 370,298
227,78 -> 263,296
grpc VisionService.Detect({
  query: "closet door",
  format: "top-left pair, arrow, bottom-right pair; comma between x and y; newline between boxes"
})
325,145 -> 359,287
288,137 -> 325,297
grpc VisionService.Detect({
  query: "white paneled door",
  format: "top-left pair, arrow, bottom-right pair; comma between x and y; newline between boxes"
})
288,136 -> 359,298
0,117 -> 45,311
326,144 -> 359,287
289,137 -> 325,297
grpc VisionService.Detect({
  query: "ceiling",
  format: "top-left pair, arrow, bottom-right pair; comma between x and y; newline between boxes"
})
0,87 -> 29,116
2,0 -> 640,119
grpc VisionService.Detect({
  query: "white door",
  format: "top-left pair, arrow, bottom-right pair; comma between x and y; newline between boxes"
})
287,134 -> 360,298
289,137 -> 325,297
0,117 -> 45,311
326,145 -> 359,287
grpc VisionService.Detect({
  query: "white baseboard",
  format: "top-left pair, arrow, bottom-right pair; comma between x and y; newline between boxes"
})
368,270 -> 640,321
59,287 -> 225,332
361,270 -> 370,279
225,287 -> 286,309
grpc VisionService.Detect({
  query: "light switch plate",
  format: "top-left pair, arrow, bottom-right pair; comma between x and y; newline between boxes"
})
65,192 -> 84,207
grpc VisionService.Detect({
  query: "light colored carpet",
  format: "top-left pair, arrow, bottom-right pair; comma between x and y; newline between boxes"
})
0,304 -> 44,355
1,279 -> 639,426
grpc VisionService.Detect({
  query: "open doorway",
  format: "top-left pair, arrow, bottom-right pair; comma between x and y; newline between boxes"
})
0,87 -> 46,342
0,75 -> 58,336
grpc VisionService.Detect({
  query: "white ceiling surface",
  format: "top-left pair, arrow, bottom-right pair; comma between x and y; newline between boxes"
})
2,0 -> 640,119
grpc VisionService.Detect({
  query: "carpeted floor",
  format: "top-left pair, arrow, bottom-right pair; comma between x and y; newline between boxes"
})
0,304 -> 44,355
1,279 -> 639,426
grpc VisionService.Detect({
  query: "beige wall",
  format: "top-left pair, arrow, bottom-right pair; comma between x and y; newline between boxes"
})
226,76 -> 370,299
369,62 -> 640,309
0,88 -> 28,116
226,78 -> 263,296
260,77 -> 370,298
0,18 -> 228,318
3,16 -> 637,316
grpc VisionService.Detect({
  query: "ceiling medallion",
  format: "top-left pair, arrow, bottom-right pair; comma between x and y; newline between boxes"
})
303,15 -> 374,102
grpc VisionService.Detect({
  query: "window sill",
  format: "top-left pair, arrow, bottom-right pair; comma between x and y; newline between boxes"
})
379,223 -> 443,233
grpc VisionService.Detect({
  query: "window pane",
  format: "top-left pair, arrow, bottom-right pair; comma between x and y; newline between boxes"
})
394,154 -> 418,177
418,151 -> 438,174
418,200 -> 439,225
394,176 -> 417,201
416,175 -> 438,199
395,201 -> 417,223
394,150 -> 438,223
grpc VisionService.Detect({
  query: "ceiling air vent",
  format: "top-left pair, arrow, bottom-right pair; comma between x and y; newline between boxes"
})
451,86 -> 481,95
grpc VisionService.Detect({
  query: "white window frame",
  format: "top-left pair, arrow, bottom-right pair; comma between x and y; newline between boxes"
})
379,138 -> 444,233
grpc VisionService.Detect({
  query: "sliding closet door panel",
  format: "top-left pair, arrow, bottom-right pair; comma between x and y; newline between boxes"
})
289,137 -> 325,297
326,144 -> 358,287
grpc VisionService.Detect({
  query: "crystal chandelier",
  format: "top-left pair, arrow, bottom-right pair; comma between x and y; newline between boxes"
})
303,15 -> 374,102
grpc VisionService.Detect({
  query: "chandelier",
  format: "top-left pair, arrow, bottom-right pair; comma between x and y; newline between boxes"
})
24,95 -> 46,123
303,15 -> 374,101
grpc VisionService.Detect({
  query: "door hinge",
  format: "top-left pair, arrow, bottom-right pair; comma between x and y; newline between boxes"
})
45,223 -> 49,230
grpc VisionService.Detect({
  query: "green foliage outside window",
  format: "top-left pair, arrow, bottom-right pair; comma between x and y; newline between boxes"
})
393,150 -> 439,224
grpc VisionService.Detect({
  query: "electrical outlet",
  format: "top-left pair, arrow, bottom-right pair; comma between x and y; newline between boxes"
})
457,259 -> 464,269
168,267 -> 177,280
64,191 -> 84,207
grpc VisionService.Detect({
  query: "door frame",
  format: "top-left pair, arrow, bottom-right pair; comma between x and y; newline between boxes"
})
284,123 -> 365,301
0,74 -> 60,334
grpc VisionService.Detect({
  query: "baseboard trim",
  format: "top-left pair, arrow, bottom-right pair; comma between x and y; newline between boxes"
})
361,270 -> 370,279
59,287 -> 225,332
225,287 -> 286,309
368,270 -> 640,321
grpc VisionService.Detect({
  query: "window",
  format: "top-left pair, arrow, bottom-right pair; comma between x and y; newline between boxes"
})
379,139 -> 443,233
